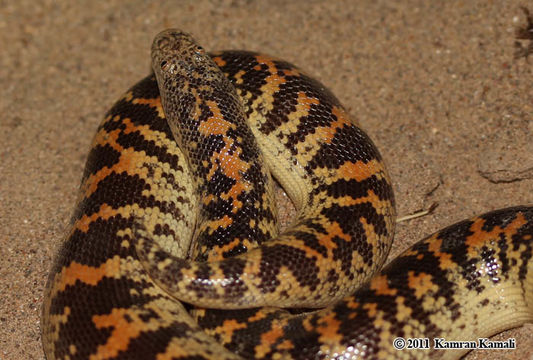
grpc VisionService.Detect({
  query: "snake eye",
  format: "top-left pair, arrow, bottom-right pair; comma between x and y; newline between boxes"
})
193,46 -> 205,63
160,60 -> 168,70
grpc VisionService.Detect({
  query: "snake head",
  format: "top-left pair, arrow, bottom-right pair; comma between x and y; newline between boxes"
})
151,29 -> 225,89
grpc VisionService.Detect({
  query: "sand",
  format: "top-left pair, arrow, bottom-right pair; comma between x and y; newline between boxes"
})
1,1 -> 532,359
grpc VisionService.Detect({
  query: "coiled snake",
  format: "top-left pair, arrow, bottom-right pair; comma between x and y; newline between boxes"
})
41,29 -> 533,360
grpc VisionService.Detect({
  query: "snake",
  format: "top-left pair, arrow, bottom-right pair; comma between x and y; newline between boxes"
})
41,29 -> 533,360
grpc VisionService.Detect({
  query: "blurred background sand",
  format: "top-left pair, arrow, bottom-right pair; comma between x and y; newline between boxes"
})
1,1 -> 532,359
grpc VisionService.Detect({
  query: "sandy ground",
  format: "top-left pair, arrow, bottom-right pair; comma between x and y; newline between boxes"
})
1,1 -> 532,359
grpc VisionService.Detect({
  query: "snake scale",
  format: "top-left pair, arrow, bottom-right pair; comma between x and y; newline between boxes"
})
42,29 -> 533,360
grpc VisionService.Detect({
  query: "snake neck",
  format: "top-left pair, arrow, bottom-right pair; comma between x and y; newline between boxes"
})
152,29 -> 278,262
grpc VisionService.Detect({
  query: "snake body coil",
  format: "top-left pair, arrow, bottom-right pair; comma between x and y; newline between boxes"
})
42,30 -> 533,360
